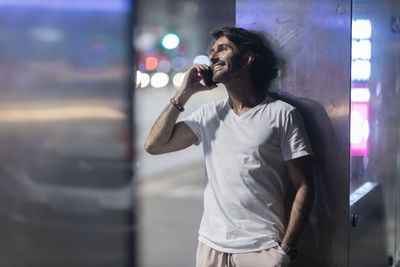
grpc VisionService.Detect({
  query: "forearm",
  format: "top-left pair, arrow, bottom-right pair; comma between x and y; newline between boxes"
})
144,89 -> 192,154
145,64 -> 216,154
281,182 -> 314,246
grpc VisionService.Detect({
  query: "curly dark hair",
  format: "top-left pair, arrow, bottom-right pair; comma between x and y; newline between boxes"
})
210,27 -> 279,92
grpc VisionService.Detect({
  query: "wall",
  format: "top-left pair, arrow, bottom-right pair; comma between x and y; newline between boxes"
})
236,1 -> 351,266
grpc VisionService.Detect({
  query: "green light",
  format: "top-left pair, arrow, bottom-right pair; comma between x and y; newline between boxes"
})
162,33 -> 180,49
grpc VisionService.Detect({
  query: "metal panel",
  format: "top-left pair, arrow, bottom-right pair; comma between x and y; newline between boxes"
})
350,0 -> 400,266
236,1 -> 351,266
0,1 -> 135,266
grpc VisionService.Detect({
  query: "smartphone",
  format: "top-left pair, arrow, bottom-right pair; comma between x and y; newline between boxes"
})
200,68 -> 216,86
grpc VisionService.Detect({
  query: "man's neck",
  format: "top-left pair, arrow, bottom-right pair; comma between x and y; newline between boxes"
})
224,78 -> 267,116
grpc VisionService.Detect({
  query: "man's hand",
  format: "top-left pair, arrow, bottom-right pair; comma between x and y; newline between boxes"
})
175,64 -> 218,104
144,64 -> 217,155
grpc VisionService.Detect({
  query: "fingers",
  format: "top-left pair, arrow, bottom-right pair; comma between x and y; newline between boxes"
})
180,64 -> 216,92
187,64 -> 211,77
192,64 -> 217,89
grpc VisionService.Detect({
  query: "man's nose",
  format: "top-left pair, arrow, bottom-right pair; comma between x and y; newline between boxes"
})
209,52 -> 218,64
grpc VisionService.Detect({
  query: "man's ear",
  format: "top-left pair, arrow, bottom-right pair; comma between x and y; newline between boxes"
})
242,52 -> 255,67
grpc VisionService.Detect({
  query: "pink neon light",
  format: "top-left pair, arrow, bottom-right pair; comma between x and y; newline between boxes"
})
350,101 -> 370,156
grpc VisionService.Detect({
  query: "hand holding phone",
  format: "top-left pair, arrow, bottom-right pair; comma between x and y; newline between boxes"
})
200,68 -> 216,87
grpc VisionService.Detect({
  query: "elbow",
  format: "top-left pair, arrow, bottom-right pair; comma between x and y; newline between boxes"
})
144,141 -> 162,155
144,142 -> 156,155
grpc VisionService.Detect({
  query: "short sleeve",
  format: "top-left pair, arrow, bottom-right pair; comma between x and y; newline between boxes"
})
280,108 -> 313,161
181,108 -> 204,146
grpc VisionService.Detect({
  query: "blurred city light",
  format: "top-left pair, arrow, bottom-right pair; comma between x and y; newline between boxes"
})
173,72 -> 186,88
162,33 -> 180,50
140,73 -> 150,88
157,59 -> 172,73
151,72 -> 169,88
171,56 -> 186,71
0,0 -> 129,11
193,55 -> 211,65
145,56 -> 158,71
136,71 -> 151,88
135,32 -> 157,51
30,27 -> 64,42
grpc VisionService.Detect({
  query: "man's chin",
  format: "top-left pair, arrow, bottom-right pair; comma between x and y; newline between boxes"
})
212,73 -> 224,83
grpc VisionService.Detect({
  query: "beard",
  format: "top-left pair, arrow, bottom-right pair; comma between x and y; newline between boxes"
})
212,54 -> 242,83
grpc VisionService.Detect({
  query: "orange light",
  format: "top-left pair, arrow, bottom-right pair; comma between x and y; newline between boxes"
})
145,56 -> 158,71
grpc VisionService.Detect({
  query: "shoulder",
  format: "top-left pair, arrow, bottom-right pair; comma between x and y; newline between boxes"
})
265,97 -> 296,116
198,98 -> 227,114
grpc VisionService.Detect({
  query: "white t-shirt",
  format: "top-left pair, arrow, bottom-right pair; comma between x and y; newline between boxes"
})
182,96 -> 312,253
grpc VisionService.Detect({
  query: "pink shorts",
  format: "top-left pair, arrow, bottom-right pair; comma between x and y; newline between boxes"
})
196,241 -> 291,267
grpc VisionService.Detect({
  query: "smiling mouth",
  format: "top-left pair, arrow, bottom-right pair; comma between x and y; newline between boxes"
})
213,64 -> 224,71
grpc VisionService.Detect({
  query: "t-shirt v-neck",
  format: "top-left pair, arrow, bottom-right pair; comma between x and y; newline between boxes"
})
225,96 -> 271,120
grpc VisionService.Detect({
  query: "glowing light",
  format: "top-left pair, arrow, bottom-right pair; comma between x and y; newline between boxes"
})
145,56 -> 158,71
350,102 -> 370,156
0,0 -> 129,11
351,60 -> 371,81
136,71 -> 150,88
0,106 -> 125,122
351,88 -> 370,102
140,73 -> 150,88
151,72 -> 169,88
352,40 -> 371,60
30,27 -> 64,43
157,60 -> 172,73
135,32 -> 157,51
136,70 -> 142,88
171,56 -> 186,71
352,19 -> 372,39
193,55 -> 211,65
162,33 -> 180,50
173,72 -> 186,88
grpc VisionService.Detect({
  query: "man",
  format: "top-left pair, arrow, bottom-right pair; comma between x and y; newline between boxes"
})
145,27 -> 313,267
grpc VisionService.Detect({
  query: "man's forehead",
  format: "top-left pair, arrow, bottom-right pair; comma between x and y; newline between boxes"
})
211,36 -> 236,50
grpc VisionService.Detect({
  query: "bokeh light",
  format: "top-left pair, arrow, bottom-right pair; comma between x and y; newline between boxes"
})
151,72 -> 169,88
171,56 -> 186,71
173,72 -> 186,88
193,55 -> 210,65
162,33 -> 180,50
136,71 -> 150,88
135,32 -> 157,51
145,56 -> 158,71
157,59 -> 172,72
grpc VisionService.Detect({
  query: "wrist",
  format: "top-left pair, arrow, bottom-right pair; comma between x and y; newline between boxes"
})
279,242 -> 297,261
174,88 -> 193,105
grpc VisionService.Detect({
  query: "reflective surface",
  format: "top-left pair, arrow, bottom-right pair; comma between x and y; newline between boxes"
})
237,1 -> 351,266
0,1 -> 134,266
134,0 -> 235,266
350,0 -> 400,266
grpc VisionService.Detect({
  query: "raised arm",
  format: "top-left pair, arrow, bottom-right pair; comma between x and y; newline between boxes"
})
144,64 -> 217,155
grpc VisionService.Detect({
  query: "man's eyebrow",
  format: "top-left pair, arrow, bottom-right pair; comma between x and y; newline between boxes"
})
209,43 -> 233,53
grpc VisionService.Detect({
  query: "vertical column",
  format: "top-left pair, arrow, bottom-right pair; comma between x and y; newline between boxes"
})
236,1 -> 351,266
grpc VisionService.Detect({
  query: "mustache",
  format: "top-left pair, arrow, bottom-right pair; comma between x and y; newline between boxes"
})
213,61 -> 224,66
